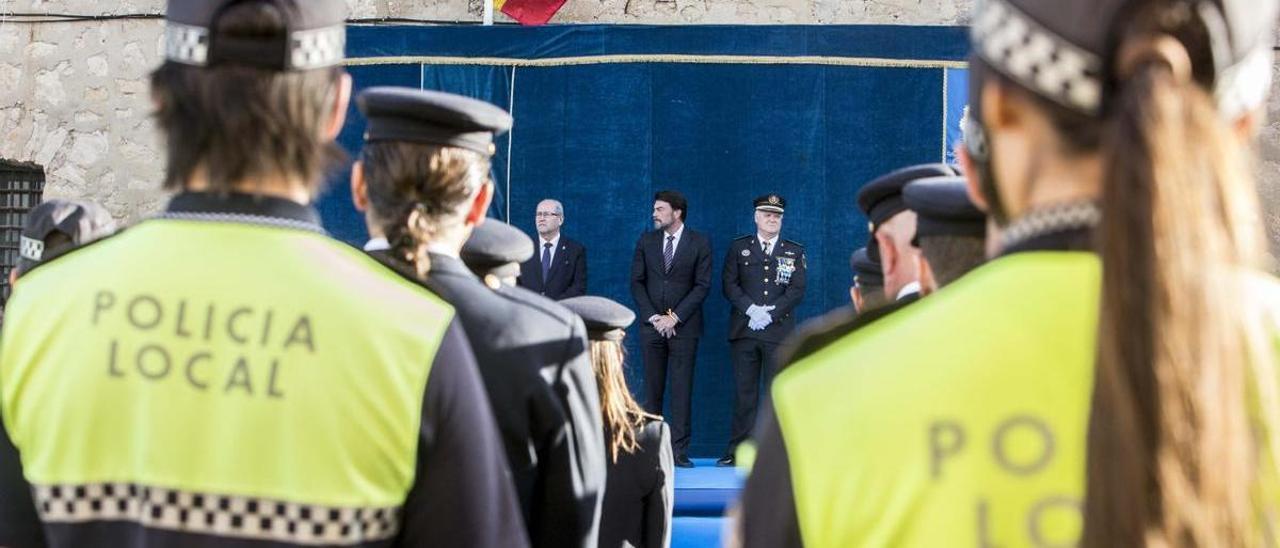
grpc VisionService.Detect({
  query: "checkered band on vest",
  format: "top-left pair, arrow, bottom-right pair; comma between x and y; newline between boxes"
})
33,483 -> 400,546
972,0 -> 1104,116
999,202 -> 1102,251
291,26 -> 346,71
165,23 -> 211,66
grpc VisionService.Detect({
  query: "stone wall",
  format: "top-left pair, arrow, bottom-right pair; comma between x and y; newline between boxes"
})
2,0 -> 1279,255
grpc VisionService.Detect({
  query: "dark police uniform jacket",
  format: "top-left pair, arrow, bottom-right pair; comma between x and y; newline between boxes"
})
370,250 -> 607,548
0,192 -> 527,548
599,418 -> 673,548
518,236 -> 587,300
722,236 -> 807,344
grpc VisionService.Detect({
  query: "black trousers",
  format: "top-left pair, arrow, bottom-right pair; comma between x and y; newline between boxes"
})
640,330 -> 698,457
727,337 -> 780,452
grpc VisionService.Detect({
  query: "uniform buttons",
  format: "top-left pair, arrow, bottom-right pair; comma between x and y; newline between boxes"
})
764,291 -> 770,295
765,266 -> 770,270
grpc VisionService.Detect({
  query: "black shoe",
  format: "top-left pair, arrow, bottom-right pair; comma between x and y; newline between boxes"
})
675,455 -> 695,468
716,455 -> 735,467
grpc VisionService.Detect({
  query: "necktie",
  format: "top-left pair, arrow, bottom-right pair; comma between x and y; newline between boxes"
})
762,241 -> 771,256
663,235 -> 675,273
541,242 -> 552,281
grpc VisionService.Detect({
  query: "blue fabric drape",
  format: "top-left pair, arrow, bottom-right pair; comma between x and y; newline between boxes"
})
324,25 -> 969,456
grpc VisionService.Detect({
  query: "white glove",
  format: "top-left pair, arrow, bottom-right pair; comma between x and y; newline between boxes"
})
746,305 -> 775,330
757,307 -> 775,329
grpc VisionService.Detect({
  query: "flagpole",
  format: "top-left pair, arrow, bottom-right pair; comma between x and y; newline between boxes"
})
484,0 -> 494,25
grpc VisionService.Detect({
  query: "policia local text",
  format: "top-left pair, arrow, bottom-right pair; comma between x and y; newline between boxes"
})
94,290 -> 316,399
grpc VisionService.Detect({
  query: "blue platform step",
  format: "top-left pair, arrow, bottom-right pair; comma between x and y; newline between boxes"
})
671,458 -> 743,547
673,458 -> 743,516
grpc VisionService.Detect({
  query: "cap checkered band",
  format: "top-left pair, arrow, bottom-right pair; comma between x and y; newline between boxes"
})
972,0 -> 1104,115
163,23 -> 343,70
165,23 -> 210,66
34,482 -> 399,546
1000,201 -> 1101,251
291,26 -> 346,70
19,236 -> 44,262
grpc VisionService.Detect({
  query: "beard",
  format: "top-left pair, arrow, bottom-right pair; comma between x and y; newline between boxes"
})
653,218 -> 668,230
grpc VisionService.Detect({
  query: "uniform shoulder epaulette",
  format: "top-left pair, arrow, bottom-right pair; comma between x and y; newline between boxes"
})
734,234 -> 754,242
783,238 -> 804,248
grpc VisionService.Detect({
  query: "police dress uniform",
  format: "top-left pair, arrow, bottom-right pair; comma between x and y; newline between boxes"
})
0,4 -> 527,546
559,296 -> 675,548
738,0 -> 1280,545
721,195 -> 806,461
357,88 -> 606,548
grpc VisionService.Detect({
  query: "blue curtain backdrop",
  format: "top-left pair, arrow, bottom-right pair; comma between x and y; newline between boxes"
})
324,25 -> 970,456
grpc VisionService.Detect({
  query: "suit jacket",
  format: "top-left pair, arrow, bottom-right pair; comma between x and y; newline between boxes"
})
630,228 -> 713,338
371,250 -> 607,548
599,419 -> 673,548
519,235 -> 588,300
774,292 -> 921,369
722,235 -> 807,343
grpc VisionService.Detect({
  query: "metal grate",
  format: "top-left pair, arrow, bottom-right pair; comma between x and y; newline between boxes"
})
0,160 -> 45,296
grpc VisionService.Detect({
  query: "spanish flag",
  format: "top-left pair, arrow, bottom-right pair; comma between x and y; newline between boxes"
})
495,0 -> 566,25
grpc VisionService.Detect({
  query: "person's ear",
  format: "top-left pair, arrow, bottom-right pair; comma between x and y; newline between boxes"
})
465,182 -> 495,226
350,161 -> 369,212
323,72 -> 353,141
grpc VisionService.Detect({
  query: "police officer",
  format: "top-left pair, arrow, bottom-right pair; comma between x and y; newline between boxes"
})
461,220 -> 535,288
902,176 -> 987,295
718,194 -> 805,466
8,199 -> 117,289
559,296 -> 674,548
0,2 -> 527,547
856,163 -> 959,305
350,87 -> 606,548
740,0 -> 1280,545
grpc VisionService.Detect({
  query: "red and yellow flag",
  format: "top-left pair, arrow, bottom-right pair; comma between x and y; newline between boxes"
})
496,0 -> 566,25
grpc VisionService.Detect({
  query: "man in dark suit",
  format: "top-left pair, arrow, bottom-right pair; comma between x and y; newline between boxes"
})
351,87 -> 606,548
519,199 -> 587,299
719,194 -> 806,466
630,189 -> 712,468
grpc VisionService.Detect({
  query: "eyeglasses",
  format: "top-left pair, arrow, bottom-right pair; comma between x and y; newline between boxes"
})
535,212 -> 562,218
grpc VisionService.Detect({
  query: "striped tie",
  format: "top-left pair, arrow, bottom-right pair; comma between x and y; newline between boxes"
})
663,235 -> 675,273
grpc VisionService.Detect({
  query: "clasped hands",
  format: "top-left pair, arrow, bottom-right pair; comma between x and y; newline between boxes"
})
746,304 -> 776,331
649,311 -> 680,338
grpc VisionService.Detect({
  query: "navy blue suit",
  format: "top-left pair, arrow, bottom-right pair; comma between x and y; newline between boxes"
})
630,227 -> 712,457
519,236 -> 587,300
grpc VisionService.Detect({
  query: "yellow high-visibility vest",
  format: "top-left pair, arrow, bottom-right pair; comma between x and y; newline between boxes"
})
776,252 -> 1100,547
0,218 -> 454,540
